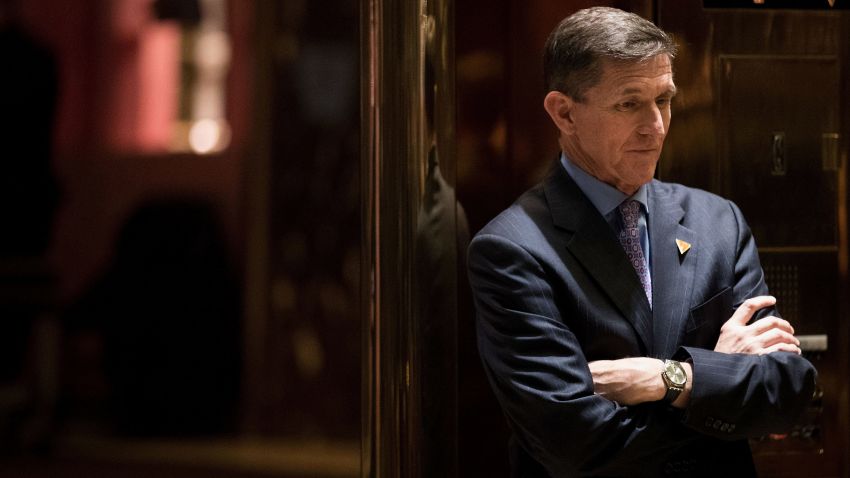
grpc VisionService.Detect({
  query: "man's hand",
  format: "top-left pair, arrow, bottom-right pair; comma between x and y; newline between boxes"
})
588,358 -> 691,408
714,296 -> 801,355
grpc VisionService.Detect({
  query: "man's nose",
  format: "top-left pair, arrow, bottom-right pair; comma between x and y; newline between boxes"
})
637,103 -> 666,136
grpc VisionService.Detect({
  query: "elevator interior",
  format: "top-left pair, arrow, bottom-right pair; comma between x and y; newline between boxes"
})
2,1 -> 845,477
452,1 -> 849,477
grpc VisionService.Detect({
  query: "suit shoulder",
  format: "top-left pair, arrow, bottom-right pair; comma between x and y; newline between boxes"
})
474,183 -> 549,243
650,180 -> 754,243
651,180 -> 736,213
651,179 -> 725,202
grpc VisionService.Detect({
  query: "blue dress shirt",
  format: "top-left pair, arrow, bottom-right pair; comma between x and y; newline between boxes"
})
560,154 -> 651,276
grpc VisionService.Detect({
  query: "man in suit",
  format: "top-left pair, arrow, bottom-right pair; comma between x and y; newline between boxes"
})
467,7 -> 817,477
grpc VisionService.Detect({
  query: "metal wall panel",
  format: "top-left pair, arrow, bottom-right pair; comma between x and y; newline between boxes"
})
361,0 -> 460,476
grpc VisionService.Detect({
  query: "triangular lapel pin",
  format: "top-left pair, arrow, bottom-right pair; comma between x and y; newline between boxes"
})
675,238 -> 691,256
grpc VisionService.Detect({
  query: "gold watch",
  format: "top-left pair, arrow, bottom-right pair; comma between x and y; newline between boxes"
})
661,359 -> 687,403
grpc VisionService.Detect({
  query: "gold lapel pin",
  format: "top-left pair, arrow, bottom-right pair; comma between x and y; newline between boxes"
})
676,239 -> 691,256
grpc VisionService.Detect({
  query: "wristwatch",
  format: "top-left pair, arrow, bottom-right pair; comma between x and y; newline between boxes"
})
661,359 -> 687,403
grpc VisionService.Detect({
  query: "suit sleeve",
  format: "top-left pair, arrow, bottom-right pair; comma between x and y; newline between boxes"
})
469,233 -> 697,477
675,200 -> 817,439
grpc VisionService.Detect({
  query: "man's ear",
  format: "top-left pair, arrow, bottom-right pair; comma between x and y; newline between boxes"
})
543,91 -> 577,135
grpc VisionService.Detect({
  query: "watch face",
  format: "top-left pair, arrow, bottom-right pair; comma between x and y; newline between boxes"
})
665,361 -> 687,386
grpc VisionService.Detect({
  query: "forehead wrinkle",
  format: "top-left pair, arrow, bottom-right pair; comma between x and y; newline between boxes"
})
600,56 -> 674,93
618,84 -> 677,96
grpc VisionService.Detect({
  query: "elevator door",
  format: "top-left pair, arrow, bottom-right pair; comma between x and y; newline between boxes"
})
658,3 -> 848,477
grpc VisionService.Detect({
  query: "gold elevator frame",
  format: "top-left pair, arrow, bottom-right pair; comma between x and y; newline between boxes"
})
361,0 -> 459,476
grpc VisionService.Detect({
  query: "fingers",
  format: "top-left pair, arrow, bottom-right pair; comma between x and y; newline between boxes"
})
725,296 -> 776,327
749,316 -> 795,336
715,298 -> 800,355
760,328 -> 800,348
746,327 -> 799,353
759,342 -> 802,355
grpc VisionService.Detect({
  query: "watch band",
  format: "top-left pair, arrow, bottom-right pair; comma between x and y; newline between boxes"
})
663,384 -> 682,402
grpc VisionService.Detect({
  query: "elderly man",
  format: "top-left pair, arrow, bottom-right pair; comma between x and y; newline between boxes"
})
467,7 -> 816,478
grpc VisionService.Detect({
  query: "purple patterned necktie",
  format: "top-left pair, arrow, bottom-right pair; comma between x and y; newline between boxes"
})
618,200 -> 652,307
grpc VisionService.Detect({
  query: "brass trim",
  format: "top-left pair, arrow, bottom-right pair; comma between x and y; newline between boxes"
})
362,0 -> 457,476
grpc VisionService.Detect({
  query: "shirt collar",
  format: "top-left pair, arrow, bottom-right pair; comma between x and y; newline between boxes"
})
560,153 -> 649,217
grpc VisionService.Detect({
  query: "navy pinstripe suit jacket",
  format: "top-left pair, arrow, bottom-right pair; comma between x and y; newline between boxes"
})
468,164 -> 816,477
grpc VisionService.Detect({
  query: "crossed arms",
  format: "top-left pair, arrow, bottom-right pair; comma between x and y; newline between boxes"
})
590,295 -> 802,409
468,199 -> 817,475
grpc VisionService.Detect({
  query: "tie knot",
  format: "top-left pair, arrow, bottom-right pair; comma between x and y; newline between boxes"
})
619,199 -> 641,227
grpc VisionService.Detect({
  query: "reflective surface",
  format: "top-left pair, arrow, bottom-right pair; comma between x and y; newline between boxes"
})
362,0 -> 460,476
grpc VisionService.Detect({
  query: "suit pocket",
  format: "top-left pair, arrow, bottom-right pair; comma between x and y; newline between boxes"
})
684,286 -> 733,347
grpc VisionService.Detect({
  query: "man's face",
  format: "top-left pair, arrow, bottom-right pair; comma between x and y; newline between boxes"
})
562,54 -> 676,195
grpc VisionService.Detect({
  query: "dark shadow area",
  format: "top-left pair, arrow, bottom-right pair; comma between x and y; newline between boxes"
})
0,0 -> 60,455
0,0 -> 59,258
62,198 -> 242,437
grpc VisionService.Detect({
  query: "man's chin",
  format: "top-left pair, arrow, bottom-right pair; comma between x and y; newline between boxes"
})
618,173 -> 656,195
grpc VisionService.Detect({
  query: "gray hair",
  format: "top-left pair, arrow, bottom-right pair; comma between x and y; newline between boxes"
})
544,7 -> 676,101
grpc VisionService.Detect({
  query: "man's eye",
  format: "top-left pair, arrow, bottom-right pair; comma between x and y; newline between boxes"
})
617,101 -> 637,110
656,98 -> 672,107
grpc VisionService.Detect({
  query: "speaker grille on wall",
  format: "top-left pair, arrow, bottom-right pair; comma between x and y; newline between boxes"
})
763,263 -> 799,324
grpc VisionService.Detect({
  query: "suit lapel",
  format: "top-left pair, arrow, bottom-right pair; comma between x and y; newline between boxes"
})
545,166 -> 653,354
648,181 -> 698,358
